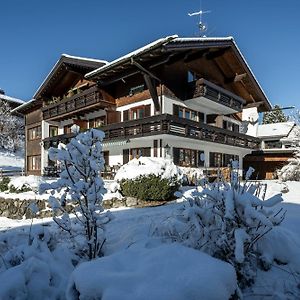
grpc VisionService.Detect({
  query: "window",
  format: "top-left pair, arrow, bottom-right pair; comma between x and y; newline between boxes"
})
89,116 -> 106,128
49,126 -> 58,137
27,155 -> 41,171
265,140 -> 282,149
129,147 -> 151,160
223,120 -> 240,133
209,152 -> 239,168
123,105 -> 151,121
173,104 -> 204,123
173,148 -> 204,167
28,126 -> 41,140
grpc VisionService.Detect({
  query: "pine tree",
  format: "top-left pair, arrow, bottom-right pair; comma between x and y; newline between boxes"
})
0,99 -> 24,152
262,105 -> 288,124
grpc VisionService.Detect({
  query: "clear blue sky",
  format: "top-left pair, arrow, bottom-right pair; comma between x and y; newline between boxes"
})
1,0 -> 299,111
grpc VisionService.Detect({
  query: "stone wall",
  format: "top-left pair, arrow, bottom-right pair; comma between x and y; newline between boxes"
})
0,196 -> 166,220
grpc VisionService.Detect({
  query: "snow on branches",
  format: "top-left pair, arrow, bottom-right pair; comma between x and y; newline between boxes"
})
155,163 -> 285,288
40,129 -> 111,259
0,99 -> 24,152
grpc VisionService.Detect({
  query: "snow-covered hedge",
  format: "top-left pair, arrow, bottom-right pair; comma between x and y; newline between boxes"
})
116,157 -> 182,201
155,165 -> 285,288
114,157 -> 182,182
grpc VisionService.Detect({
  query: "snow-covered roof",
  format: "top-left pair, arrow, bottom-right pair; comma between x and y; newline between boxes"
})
85,35 -> 272,110
257,122 -> 295,139
61,54 -> 108,65
86,35 -> 178,78
0,94 -> 25,105
11,98 -> 38,114
33,54 -> 107,99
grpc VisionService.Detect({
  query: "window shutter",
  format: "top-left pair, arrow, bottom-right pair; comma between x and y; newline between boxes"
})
123,149 -> 129,164
173,104 -> 179,117
144,105 -> 151,117
173,147 -> 180,165
123,110 -> 129,121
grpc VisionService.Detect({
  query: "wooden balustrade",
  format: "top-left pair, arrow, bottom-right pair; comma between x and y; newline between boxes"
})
43,114 -> 260,150
42,86 -> 112,120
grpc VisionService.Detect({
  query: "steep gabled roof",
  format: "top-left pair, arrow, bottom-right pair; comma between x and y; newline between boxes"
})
86,35 -> 272,111
34,54 -> 107,99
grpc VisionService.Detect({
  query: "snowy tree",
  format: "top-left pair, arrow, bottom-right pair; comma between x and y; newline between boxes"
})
0,99 -> 24,152
155,163 -> 285,289
278,149 -> 300,181
40,129 -> 111,259
262,105 -> 288,124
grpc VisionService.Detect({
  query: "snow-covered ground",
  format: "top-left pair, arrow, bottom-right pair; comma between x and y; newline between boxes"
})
0,180 -> 300,299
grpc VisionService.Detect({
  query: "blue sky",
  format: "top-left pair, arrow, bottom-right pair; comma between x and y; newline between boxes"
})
0,0 -> 299,111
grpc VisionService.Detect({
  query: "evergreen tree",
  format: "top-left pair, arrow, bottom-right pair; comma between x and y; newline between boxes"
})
0,99 -> 24,152
262,105 -> 288,124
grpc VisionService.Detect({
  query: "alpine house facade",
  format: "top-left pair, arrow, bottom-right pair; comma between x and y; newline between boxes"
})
14,36 -> 272,176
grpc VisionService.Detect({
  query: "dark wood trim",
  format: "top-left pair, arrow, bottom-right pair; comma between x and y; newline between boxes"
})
43,114 -> 260,150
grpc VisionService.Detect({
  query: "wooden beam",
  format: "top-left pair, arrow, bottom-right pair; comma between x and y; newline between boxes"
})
244,101 -> 265,109
205,48 -> 229,60
225,73 -> 247,84
131,59 -> 162,82
183,49 -> 208,63
143,74 -> 160,112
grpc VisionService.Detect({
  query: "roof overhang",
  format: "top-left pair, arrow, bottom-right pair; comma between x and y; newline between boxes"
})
86,36 -> 272,111
34,54 -> 107,99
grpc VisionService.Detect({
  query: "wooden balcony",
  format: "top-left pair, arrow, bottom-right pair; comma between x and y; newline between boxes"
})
43,114 -> 260,150
186,78 -> 245,112
42,86 -> 115,121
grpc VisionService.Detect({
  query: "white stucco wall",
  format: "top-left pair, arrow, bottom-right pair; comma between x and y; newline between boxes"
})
241,107 -> 259,137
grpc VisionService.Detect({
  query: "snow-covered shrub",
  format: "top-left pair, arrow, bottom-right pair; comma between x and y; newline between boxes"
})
115,157 -> 182,182
0,224 -> 76,299
40,129 -> 111,260
0,176 -> 10,192
120,174 -> 179,201
155,163 -> 285,288
66,243 -> 237,300
278,149 -> 300,181
116,157 -> 181,201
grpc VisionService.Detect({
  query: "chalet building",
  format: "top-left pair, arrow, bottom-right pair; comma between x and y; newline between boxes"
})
0,89 -> 25,111
13,35 -> 272,176
244,122 -> 299,179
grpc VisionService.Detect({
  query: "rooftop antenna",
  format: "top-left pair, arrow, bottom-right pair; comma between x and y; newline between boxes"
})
188,1 -> 211,37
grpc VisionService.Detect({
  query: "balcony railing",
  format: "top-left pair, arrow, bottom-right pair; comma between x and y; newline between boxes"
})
186,78 -> 245,112
42,86 -> 113,120
43,114 -> 260,150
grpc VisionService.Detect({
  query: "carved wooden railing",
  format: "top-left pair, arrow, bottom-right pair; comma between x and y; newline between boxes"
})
186,78 -> 245,111
43,114 -> 260,150
42,86 -> 111,120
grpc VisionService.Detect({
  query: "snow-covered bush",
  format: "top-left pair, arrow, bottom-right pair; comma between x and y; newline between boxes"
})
278,149 -> 300,181
155,163 -> 285,288
120,174 -> 179,201
116,157 -> 181,201
0,176 -> 10,191
40,129 -> 111,259
66,243 -> 237,300
0,224 -> 75,300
